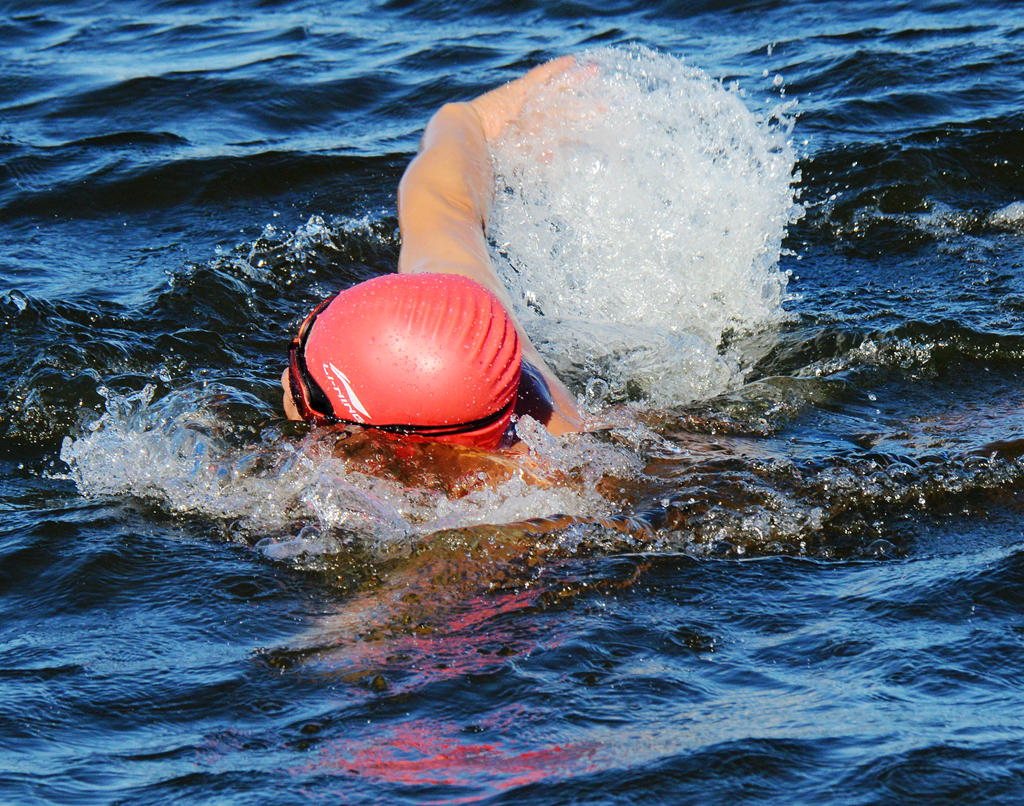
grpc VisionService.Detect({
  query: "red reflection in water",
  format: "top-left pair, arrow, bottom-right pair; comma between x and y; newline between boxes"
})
303,587 -> 563,692
306,718 -> 599,798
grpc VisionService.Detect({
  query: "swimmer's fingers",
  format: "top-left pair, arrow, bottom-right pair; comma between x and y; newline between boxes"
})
470,55 -> 577,142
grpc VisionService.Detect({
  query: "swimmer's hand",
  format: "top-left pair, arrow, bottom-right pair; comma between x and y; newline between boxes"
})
468,55 -> 578,143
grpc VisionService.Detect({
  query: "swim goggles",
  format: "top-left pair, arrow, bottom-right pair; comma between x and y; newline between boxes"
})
287,295 -> 340,426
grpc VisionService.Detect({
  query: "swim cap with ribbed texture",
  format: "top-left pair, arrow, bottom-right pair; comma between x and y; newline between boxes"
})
302,273 -> 521,448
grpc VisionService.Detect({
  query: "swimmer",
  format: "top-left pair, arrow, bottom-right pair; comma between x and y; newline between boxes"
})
282,57 -> 584,449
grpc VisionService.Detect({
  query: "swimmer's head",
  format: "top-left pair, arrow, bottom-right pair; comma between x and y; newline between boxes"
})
284,273 -> 521,449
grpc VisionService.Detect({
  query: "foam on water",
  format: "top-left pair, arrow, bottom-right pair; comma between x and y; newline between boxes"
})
59,385 -> 640,560
488,45 -> 801,407
989,200 -> 1024,232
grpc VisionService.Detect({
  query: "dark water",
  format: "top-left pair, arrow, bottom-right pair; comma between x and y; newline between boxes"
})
4,0 -> 1024,802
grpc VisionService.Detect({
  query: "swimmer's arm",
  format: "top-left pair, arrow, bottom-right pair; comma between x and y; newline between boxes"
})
397,58 -> 583,435
396,102 -> 499,294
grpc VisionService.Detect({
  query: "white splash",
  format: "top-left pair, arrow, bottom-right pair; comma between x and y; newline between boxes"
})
488,44 -> 801,407
59,385 -> 638,559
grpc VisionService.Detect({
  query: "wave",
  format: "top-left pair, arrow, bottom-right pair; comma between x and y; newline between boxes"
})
798,118 -> 1024,252
0,150 -> 405,220
0,216 -> 398,455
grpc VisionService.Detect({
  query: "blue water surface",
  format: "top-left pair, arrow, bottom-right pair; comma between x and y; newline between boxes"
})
3,0 -> 1024,803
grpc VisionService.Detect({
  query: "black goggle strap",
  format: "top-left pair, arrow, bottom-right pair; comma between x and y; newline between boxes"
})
361,398 -> 514,437
289,295 -> 341,422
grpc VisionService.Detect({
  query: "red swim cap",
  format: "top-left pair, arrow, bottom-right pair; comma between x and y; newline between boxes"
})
289,273 -> 521,449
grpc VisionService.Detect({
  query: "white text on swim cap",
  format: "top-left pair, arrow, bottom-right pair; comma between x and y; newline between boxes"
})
324,362 -> 372,423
